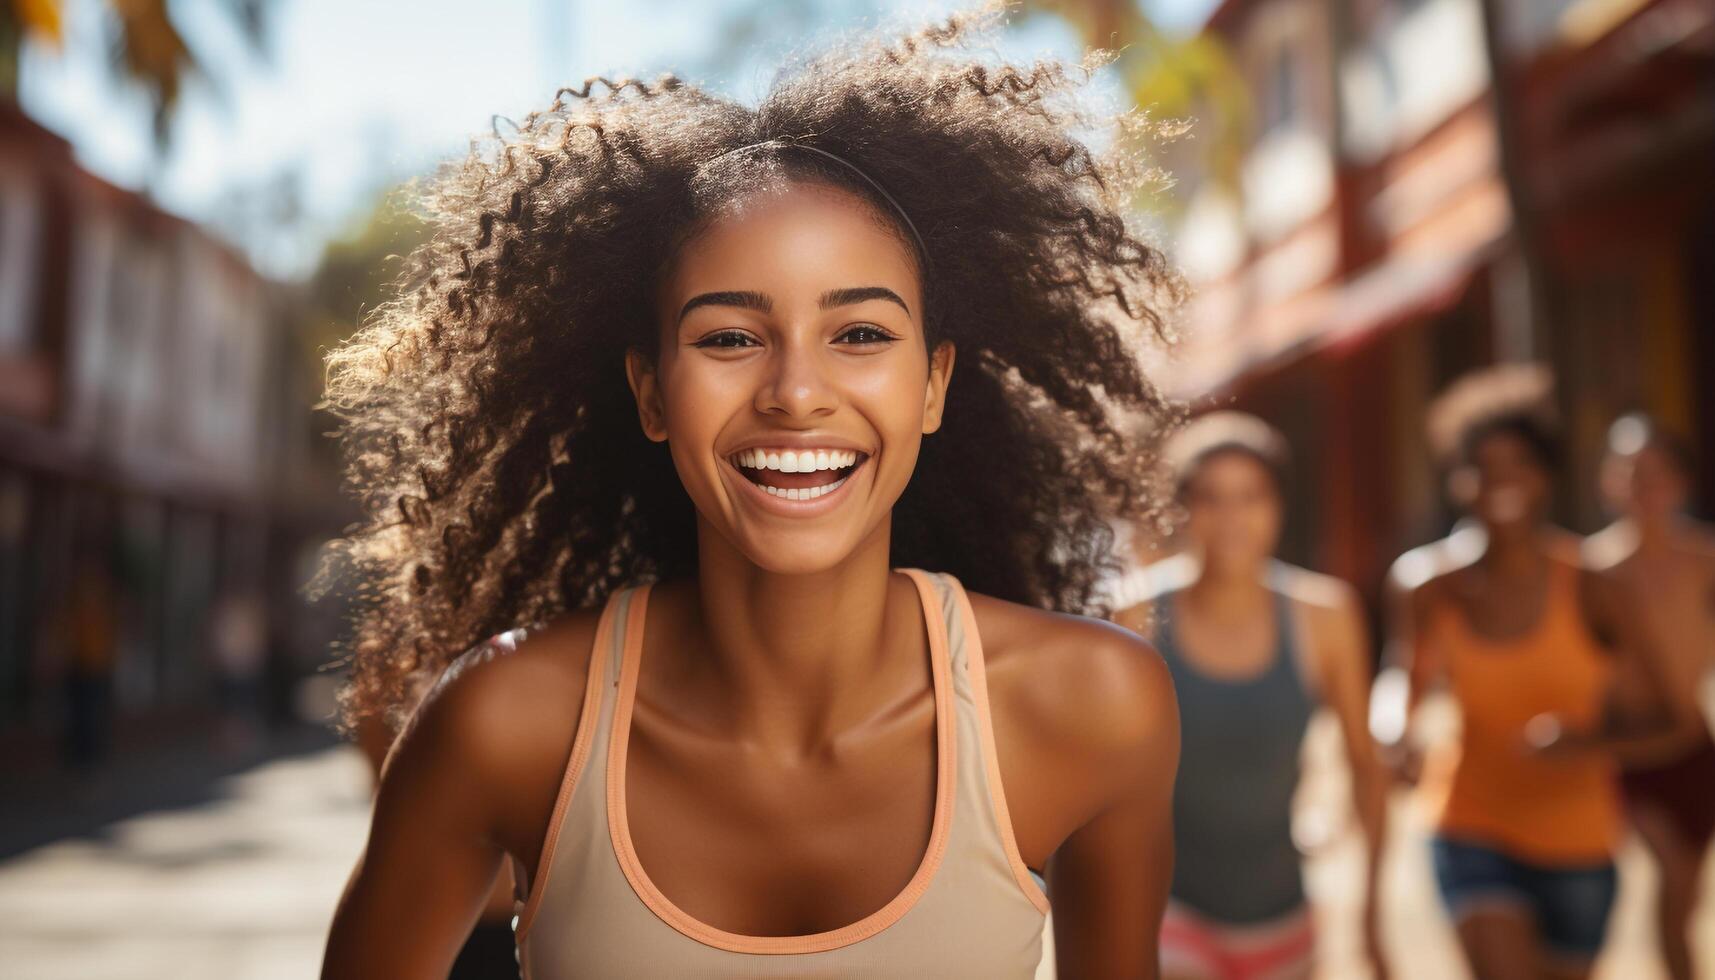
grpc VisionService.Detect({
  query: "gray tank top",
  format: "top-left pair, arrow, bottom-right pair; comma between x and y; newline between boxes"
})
1155,566 -> 1314,923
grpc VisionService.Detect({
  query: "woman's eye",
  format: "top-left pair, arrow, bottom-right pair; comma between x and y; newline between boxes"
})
835,324 -> 898,345
693,330 -> 760,349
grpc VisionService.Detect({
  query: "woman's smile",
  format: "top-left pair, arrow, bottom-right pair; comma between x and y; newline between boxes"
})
728,447 -> 868,499
722,444 -> 874,512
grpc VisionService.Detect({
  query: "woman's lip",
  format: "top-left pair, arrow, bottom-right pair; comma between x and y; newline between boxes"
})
723,441 -> 873,454
722,447 -> 874,470
722,453 -> 869,516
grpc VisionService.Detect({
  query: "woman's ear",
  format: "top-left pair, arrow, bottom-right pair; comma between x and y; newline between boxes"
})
922,341 -> 956,434
625,349 -> 669,443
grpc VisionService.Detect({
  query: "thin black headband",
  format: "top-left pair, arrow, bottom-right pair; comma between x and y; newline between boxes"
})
705,138 -> 930,270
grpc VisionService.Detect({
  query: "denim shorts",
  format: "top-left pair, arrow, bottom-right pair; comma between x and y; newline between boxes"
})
1430,836 -> 1617,961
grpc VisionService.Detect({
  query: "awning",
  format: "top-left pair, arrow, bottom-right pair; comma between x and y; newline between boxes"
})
1168,237 -> 1498,400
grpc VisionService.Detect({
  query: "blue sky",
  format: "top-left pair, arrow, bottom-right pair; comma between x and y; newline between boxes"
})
18,0 -> 1215,278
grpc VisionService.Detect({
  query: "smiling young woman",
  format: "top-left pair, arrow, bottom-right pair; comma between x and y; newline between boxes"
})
318,8 -> 1183,978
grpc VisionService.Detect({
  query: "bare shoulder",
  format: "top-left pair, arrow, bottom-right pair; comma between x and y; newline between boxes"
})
968,592 -> 1177,758
1109,553 -> 1197,637
1678,520 -> 1715,563
1541,524 -> 1586,565
1274,563 -> 1362,617
1409,564 -> 1465,620
1387,539 -> 1449,595
1388,525 -> 1486,596
1274,564 -> 1366,669
1581,522 -> 1631,572
401,612 -> 601,764
1572,553 -> 1622,597
380,606 -> 607,853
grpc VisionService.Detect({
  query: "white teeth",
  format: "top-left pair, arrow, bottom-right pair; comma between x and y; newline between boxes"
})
764,479 -> 851,499
731,449 -> 865,472
760,476 -> 849,500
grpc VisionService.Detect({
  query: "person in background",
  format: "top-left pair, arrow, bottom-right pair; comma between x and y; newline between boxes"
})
209,587 -> 269,755
1386,368 -> 1675,980
1583,413 -> 1715,980
1113,412 -> 1389,980
1376,371 -> 1582,773
60,547 -> 119,774
354,649 -> 523,980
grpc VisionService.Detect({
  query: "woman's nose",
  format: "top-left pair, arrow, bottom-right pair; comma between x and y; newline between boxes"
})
756,339 -> 838,420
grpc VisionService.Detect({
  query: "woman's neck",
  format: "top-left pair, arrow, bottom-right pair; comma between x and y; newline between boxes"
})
684,515 -> 919,753
1478,521 -> 1548,579
1620,514 -> 1679,556
1184,554 -> 1273,618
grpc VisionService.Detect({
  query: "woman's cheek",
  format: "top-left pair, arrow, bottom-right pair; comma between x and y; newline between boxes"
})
658,374 -> 737,501
865,381 -> 931,488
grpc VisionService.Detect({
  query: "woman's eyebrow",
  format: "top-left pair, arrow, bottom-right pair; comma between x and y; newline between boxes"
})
678,290 -> 772,324
820,286 -> 910,316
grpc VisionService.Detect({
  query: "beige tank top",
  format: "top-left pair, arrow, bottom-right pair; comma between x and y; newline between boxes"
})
513,568 -> 1050,977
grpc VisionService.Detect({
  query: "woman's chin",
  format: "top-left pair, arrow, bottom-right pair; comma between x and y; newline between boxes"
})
1479,505 -> 1532,530
716,513 -> 895,577
734,541 -> 861,577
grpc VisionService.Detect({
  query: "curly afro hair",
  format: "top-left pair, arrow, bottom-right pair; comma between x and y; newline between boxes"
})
1426,363 -> 1560,473
318,5 -> 1184,727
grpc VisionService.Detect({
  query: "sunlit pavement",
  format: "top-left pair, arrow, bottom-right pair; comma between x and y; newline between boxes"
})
2,718 -> 1711,979
0,745 -> 372,980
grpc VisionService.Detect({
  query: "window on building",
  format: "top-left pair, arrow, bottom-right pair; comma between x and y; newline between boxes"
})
1260,43 -> 1300,137
0,171 -> 42,356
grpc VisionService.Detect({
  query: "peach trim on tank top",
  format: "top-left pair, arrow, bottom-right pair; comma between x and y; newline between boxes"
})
947,575 -> 1052,915
606,571 -> 957,954
513,589 -> 627,942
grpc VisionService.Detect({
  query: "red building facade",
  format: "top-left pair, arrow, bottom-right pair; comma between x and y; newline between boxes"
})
0,101 -> 345,737
1164,0 -> 1714,600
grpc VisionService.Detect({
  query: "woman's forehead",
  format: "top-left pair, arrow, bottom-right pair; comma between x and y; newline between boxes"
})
667,183 -> 922,296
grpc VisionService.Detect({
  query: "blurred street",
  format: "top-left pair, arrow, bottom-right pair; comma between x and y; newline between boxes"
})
0,738 -> 371,980
2,707 -> 1710,980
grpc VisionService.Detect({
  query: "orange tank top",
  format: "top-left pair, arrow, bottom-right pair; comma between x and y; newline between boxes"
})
1421,560 -> 1620,864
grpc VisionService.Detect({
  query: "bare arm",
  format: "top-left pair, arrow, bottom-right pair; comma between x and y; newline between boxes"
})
1048,634 -> 1180,980
323,673 -> 516,978
1380,575 -> 1447,786
1303,583 -> 1385,974
323,625 -> 589,979
1307,587 -> 1389,969
1559,569 -> 1695,765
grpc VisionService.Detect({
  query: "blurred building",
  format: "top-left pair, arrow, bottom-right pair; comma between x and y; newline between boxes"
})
0,100 -> 348,745
1165,0 -> 1715,594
